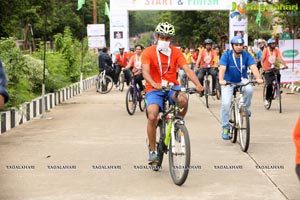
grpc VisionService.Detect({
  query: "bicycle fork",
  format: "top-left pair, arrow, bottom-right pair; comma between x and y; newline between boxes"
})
165,119 -> 185,154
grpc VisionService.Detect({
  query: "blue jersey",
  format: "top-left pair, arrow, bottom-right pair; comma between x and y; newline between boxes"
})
219,50 -> 256,83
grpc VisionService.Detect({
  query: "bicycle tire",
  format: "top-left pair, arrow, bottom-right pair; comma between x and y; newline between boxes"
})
238,108 -> 250,152
118,73 -> 125,92
229,103 -> 237,143
153,120 -> 166,171
169,123 -> 190,186
139,93 -> 146,112
125,86 -> 137,115
215,80 -> 221,100
263,84 -> 272,110
204,80 -> 209,108
276,84 -> 282,113
97,76 -> 113,94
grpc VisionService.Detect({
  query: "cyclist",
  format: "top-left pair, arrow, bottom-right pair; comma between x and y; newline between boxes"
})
219,36 -> 263,140
195,39 -> 217,96
114,47 -> 131,86
293,115 -> 300,181
261,38 -> 288,107
123,44 -> 145,93
98,47 -> 114,80
0,60 -> 9,108
179,47 -> 193,86
141,22 -> 203,163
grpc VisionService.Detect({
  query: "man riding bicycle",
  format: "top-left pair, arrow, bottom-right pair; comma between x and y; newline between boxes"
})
195,39 -> 218,97
261,38 -> 288,107
141,22 -> 203,163
219,36 -> 263,140
114,47 -> 131,86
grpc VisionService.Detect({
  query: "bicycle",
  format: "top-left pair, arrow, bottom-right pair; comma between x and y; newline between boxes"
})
228,81 -> 257,152
262,68 -> 283,113
95,70 -> 113,94
150,85 -> 197,186
125,75 -> 146,115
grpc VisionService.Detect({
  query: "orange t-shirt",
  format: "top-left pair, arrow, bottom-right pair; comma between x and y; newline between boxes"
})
293,116 -> 300,164
141,45 -> 186,92
262,47 -> 281,71
115,53 -> 129,67
128,53 -> 142,76
199,49 -> 215,68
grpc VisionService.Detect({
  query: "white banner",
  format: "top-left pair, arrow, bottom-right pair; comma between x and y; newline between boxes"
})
229,0 -> 248,47
279,39 -> 300,83
87,24 -> 105,36
88,36 -> 106,49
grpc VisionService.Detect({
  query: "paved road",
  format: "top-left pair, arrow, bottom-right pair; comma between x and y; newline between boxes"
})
0,84 -> 299,200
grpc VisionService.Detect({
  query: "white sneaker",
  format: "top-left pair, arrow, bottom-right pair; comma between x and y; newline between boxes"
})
264,100 -> 269,106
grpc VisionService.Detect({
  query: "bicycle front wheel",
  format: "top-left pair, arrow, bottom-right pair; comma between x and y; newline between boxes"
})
139,93 -> 146,112
204,80 -> 210,108
263,84 -> 272,110
118,73 -> 125,92
276,85 -> 282,113
169,123 -> 190,186
125,86 -> 137,115
238,108 -> 250,152
215,80 -> 221,100
97,76 -> 113,94
229,103 -> 237,143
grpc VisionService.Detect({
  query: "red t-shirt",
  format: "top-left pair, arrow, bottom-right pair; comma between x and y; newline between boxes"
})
141,45 -> 186,92
199,49 -> 215,68
115,53 -> 129,67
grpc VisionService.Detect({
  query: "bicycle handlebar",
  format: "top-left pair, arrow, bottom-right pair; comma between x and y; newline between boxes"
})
160,85 -> 198,94
225,81 -> 257,87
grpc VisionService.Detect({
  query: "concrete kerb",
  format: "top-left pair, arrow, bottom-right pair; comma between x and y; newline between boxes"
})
0,75 -> 97,134
282,83 -> 300,93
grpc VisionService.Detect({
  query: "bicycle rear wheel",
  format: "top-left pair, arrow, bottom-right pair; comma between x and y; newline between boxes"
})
118,72 -> 125,92
229,103 -> 237,143
97,76 -> 113,94
125,86 -> 137,115
238,108 -> 250,152
263,84 -> 272,110
204,80 -> 210,108
169,123 -> 190,186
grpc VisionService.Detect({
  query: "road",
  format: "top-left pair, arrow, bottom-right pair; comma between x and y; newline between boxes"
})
0,84 -> 299,200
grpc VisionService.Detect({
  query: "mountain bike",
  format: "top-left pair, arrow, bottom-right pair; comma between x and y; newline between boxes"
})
95,70 -> 113,94
228,81 -> 257,152
125,75 -> 146,115
150,85 -> 197,186
262,68 -> 283,113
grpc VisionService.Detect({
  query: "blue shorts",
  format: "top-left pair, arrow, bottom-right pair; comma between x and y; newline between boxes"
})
145,85 -> 181,112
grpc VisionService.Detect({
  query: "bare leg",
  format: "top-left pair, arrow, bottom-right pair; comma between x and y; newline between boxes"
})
146,104 -> 160,152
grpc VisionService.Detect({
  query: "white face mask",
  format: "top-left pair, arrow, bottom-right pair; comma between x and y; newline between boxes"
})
157,40 -> 171,56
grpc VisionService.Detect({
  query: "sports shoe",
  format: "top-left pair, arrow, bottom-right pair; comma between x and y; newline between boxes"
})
148,151 -> 158,163
264,100 -> 270,106
222,129 -> 229,140
199,91 -> 204,97
211,90 -> 216,96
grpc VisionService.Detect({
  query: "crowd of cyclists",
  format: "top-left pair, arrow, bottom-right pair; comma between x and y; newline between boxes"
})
98,21 -> 290,163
